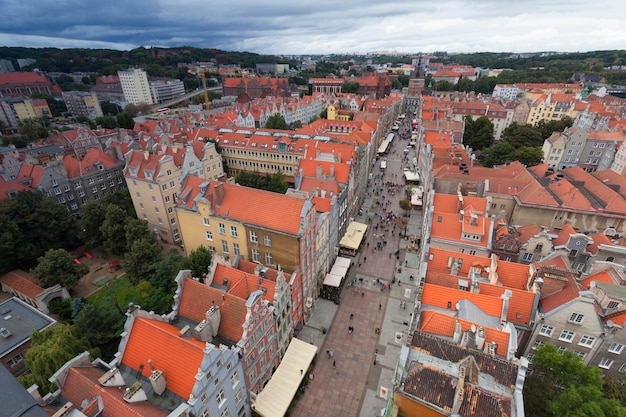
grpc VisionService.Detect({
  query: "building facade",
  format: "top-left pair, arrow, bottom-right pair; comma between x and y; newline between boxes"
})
118,68 -> 154,105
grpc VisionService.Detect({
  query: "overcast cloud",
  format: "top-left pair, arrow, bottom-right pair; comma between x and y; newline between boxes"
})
1,0 -> 625,54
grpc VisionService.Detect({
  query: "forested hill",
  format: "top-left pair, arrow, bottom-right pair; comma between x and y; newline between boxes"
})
0,46 -> 286,75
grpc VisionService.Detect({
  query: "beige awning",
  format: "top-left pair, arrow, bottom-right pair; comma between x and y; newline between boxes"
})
323,273 -> 343,287
252,338 -> 318,417
339,221 -> 368,250
334,256 -> 351,269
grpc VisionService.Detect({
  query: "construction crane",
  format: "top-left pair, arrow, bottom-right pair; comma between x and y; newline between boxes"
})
200,70 -> 210,112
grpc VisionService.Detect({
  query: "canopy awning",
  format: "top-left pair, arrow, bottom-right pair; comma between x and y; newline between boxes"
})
411,186 -> 424,206
323,273 -> 343,287
334,256 -> 351,269
339,221 -> 368,250
330,264 -> 348,278
404,170 -> 420,182
252,338 -> 318,417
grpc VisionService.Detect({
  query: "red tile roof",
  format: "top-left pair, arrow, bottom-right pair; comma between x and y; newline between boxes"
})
422,283 -> 504,318
64,149 -> 121,178
0,269 -> 45,299
552,224 -> 577,247
121,317 -> 205,399
177,178 -> 307,235
580,269 -> 617,289
178,278 -> 247,343
539,273 -> 580,313
61,366 -> 167,417
478,283 -> 535,326
0,72 -> 53,85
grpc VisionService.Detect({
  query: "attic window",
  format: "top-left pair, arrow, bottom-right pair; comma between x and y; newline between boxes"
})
251,143 -> 257,147
437,216 -> 442,222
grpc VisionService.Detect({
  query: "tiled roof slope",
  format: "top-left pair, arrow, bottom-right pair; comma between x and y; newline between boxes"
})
403,363 -> 456,411
422,283 -> 504,318
459,385 -> 512,417
410,332 -> 519,387
61,366 -> 168,417
0,269 -> 44,299
120,317 -> 205,400
178,277 -> 247,343
177,178 -> 306,235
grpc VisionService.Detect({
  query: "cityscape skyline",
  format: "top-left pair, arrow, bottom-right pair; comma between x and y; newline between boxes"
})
1,0 -> 626,55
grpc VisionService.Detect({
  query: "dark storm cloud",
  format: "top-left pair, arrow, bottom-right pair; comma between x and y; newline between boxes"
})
0,0 -> 625,53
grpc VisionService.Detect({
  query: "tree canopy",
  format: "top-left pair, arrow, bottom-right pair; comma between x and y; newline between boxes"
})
265,113 -> 289,130
235,170 -> 288,194
20,325 -> 98,395
524,344 -> 626,417
31,248 -> 88,290
463,115 -> 494,150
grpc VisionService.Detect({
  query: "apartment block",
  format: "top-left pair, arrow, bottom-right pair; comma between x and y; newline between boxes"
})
118,68 -> 154,105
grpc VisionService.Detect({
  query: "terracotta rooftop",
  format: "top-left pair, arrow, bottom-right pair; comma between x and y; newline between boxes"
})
177,177 -> 307,235
120,317 -> 205,400
0,269 -> 45,299
61,366 -> 168,417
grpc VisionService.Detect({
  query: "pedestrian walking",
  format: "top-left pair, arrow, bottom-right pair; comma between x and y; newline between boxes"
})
350,313 -> 354,320
379,303 -> 382,310
333,360 -> 336,368
326,350 -> 331,359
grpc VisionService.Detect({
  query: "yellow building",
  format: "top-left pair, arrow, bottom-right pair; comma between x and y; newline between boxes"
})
123,141 -> 224,244
326,104 -> 352,121
12,100 -> 36,121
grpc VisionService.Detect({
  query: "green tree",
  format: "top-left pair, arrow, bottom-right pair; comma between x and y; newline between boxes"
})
74,303 -> 124,347
514,146 -> 544,167
152,248 -> 185,294
124,237 -> 162,285
503,123 -> 543,147
101,204 -> 130,255
79,200 -> 107,247
399,200 -> 411,216
100,101 -> 121,115
95,114 -> 118,129
524,344 -> 626,417
19,118 -> 48,142
124,218 -> 156,252
463,115 -> 494,150
182,245 -> 213,279
31,248 -> 88,290
480,141 -> 516,167
116,111 -> 134,129
265,113 -> 289,130
536,116 -> 574,139
20,325 -> 98,395
267,170 -> 289,193
342,81 -> 360,94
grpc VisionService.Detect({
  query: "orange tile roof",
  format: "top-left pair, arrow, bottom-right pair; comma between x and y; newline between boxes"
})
580,269 -> 617,289
178,278 -> 247,343
62,367 -> 167,417
478,283 -> 535,326
605,310 -> 626,326
121,317 -> 205,399
0,176 -> 32,200
552,224 -> 577,247
539,273 -> 580,313
298,159 -> 350,184
516,224 -> 541,244
177,178 -> 307,235
64,149 -> 122,179
421,283 -> 504,318
0,269 -> 45,299
587,232 -> 613,255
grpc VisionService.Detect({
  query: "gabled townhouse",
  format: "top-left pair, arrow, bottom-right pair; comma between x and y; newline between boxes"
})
491,219 -> 522,262
428,192 -> 494,258
578,130 -> 624,172
174,267 -> 281,399
391,332 -> 527,417
48,126 -> 106,160
577,267 -> 626,374
124,141 -> 224,244
550,223 -> 594,273
518,226 -> 554,264
175,177 -> 318,325
557,127 -> 588,169
523,254 -> 604,365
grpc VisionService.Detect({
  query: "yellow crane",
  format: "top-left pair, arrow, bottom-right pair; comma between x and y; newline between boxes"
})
200,70 -> 210,111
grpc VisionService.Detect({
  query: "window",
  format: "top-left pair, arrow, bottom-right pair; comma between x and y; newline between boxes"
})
250,230 -> 258,243
539,325 -> 555,337
168,207 -> 173,214
230,225 -> 238,237
523,252 -> 533,261
620,364 -> 626,373
557,346 -> 567,353
222,240 -> 229,253
533,340 -> 545,350
265,252 -> 273,265
220,407 -> 230,417
233,243 -> 240,256
608,301 -> 619,309
219,223 -> 226,235
609,343 -> 624,354
569,313 -> 584,324
88,178 -> 94,184
559,330 -> 576,342
574,351 -> 586,359
100,183 -> 107,190
167,169 -> 172,175
162,184 -> 167,191
599,358 -> 614,369
231,371 -> 240,387
170,217 -> 176,224
92,186 -> 98,194
78,190 -> 85,197
216,388 -> 226,406
235,388 -> 244,403
264,234 -> 271,246
203,218 -> 210,227
7,353 -> 23,368
578,335 -> 596,348
252,248 -> 260,262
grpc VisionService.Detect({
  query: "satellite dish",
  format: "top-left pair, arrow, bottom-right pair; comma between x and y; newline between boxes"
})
471,324 -> 477,333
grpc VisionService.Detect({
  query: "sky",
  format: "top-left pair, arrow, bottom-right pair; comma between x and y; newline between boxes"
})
1,0 -> 626,55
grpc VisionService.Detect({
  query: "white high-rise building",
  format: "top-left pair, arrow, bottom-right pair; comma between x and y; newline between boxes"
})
117,68 -> 154,105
